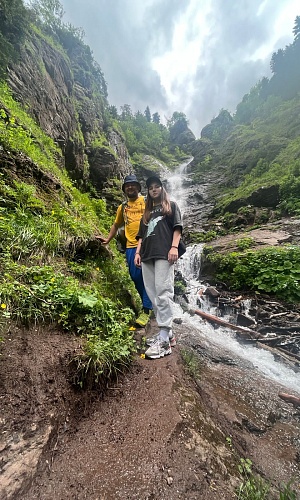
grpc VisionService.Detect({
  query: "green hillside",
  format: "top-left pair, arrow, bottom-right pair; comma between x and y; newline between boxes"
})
188,15 -> 300,220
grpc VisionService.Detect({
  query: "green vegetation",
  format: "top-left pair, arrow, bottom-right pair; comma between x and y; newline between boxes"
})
115,106 -> 189,167
237,458 -> 270,499
189,230 -> 218,243
0,171 -> 140,386
0,0 -> 31,78
236,458 -> 297,499
174,279 -> 186,296
207,246 -> 300,303
224,438 -> 298,499
0,79 -> 140,387
0,82 -> 67,182
188,16 -> 300,219
181,348 -> 202,379
236,237 -> 255,251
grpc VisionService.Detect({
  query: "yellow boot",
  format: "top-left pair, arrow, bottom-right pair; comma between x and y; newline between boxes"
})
135,311 -> 151,327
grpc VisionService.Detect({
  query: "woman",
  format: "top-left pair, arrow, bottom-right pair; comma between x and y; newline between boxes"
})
134,175 -> 183,359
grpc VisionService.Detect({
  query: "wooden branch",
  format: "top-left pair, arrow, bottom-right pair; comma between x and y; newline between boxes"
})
276,346 -> 300,362
269,311 -> 289,319
278,393 -> 300,407
257,336 -> 283,344
191,308 -> 260,339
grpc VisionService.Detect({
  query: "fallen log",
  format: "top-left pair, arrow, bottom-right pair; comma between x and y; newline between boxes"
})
278,393 -> 300,407
191,308 -> 260,339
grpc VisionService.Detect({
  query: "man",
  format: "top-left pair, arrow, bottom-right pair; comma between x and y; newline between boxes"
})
98,174 -> 152,327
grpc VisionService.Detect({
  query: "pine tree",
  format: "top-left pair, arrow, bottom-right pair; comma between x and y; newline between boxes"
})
144,106 -> 151,122
152,112 -> 160,124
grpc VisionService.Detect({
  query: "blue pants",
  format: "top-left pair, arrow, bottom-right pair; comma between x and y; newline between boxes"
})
126,248 -> 152,310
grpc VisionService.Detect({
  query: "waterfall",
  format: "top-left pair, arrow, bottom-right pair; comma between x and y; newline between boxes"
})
166,158 -> 191,213
166,164 -> 300,395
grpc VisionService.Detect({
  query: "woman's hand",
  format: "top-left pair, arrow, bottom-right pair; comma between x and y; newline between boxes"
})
134,252 -> 141,268
168,246 -> 178,264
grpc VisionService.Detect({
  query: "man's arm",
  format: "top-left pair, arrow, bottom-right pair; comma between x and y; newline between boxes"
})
96,223 -> 119,245
96,204 -> 124,245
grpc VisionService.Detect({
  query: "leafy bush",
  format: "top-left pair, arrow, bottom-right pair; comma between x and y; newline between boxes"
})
279,174 -> 300,215
0,260 -> 137,385
236,237 -> 254,251
208,246 -> 300,303
189,230 -> 218,243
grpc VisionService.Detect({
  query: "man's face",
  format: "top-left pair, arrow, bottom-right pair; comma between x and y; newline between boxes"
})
124,182 -> 140,199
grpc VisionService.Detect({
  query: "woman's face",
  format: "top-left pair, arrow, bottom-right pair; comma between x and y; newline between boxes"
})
148,182 -> 162,201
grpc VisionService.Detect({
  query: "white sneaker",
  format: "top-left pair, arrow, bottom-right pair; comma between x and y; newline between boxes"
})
146,333 -> 176,347
145,338 -> 172,359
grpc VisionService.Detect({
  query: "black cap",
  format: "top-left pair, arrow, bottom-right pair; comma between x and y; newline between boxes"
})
146,175 -> 162,188
122,174 -> 141,193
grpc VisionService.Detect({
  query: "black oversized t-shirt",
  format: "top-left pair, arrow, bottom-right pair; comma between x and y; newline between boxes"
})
136,201 -> 182,262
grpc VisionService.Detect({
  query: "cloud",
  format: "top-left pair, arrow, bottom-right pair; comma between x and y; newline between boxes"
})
60,0 -> 299,137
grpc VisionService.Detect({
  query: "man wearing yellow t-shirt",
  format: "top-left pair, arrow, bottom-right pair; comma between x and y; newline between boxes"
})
98,175 -> 152,327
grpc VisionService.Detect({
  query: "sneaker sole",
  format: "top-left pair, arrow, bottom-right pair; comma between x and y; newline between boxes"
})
146,338 -> 176,347
145,348 -> 172,359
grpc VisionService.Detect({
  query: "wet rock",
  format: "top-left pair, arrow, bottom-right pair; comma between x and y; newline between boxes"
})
203,286 -> 220,298
211,356 -> 237,366
173,318 -> 183,325
237,313 -> 256,328
241,418 -> 266,434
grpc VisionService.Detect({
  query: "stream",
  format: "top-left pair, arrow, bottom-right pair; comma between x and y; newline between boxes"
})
167,161 -> 300,396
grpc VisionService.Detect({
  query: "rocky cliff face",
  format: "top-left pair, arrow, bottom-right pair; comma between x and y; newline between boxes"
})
7,29 -> 130,192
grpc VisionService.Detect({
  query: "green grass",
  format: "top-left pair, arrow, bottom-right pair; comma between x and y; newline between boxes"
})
0,83 -> 141,387
181,348 -> 202,379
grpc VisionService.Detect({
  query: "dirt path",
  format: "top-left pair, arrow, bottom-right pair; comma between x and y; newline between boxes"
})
2,319 -> 299,499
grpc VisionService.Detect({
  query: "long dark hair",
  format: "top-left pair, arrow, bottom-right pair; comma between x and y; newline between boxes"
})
143,185 -> 172,223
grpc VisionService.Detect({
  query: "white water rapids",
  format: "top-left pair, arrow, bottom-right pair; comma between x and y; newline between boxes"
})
167,161 -> 300,395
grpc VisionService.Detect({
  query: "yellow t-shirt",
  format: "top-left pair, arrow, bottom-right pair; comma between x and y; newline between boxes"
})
114,196 -> 145,248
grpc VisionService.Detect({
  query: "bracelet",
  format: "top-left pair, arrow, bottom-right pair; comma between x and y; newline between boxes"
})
171,246 -> 178,249
135,252 -> 140,255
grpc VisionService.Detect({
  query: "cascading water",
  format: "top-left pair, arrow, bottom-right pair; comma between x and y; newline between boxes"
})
167,162 -> 300,395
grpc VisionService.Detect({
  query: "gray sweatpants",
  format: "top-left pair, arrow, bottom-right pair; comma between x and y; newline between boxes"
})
141,259 -> 174,329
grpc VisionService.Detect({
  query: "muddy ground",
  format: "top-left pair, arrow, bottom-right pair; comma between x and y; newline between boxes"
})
1,313 -> 300,499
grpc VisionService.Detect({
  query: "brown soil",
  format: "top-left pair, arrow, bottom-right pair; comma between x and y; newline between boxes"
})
1,317 -> 300,500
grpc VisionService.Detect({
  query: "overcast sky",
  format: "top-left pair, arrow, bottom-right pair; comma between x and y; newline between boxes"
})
60,0 -> 299,137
